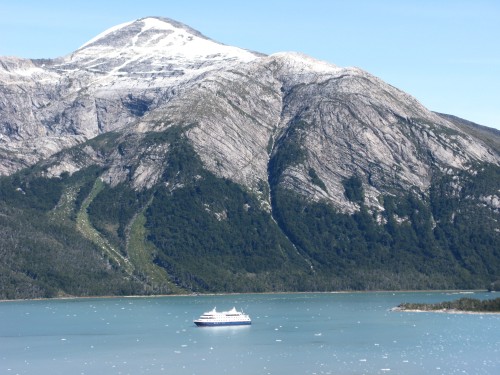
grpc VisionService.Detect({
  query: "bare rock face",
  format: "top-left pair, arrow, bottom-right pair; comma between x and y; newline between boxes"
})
264,53 -> 499,211
0,17 -> 259,175
124,51 -> 499,213
1,17 -> 500,214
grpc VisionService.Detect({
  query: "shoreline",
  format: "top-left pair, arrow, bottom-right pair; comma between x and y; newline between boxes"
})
0,289 -> 493,304
391,307 -> 500,315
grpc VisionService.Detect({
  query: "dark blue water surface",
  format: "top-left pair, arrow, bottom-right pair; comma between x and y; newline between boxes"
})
1,292 -> 498,374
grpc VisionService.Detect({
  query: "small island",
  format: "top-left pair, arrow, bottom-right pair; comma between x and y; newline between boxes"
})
395,297 -> 500,313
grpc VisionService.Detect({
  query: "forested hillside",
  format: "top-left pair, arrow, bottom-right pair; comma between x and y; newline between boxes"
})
1,126 -> 499,299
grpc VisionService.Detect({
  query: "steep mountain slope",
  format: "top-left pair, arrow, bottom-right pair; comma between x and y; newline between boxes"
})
0,17 -> 259,175
1,17 -> 499,299
435,112 -> 500,156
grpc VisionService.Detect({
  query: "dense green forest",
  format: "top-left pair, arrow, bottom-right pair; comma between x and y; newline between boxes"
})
0,167 -> 144,299
1,127 -> 499,299
144,135 -> 309,292
397,297 -> 500,312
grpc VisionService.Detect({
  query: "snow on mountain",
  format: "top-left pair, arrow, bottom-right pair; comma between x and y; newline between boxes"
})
1,15 -> 499,186
0,17 -> 265,175
78,20 -> 136,50
78,17 -> 257,60
60,17 -> 259,81
0,56 -> 59,82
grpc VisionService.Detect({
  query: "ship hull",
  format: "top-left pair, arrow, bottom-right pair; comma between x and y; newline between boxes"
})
194,321 -> 251,327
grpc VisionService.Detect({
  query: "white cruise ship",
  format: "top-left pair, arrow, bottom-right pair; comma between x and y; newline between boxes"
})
194,307 -> 251,327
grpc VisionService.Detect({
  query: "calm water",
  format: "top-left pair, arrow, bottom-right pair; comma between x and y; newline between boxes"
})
0,292 -> 498,375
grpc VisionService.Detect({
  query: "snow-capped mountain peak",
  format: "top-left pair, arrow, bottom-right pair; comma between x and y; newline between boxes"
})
1,15 -> 498,187
66,17 -> 258,73
78,17 -> 209,50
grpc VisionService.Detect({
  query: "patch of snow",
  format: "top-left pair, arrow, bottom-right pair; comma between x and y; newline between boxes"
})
78,20 -> 134,49
270,51 -> 342,74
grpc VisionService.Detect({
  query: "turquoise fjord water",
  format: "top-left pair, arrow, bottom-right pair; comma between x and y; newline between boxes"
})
0,292 -> 498,375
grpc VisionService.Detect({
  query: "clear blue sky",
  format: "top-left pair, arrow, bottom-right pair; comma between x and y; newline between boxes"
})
1,0 -> 499,129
